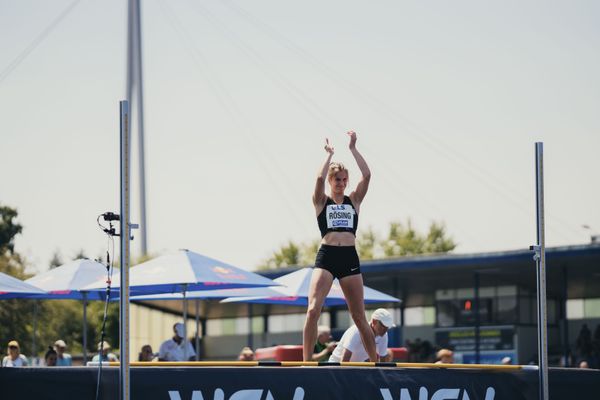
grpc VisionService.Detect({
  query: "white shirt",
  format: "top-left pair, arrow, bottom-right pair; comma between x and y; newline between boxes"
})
2,354 -> 28,367
329,325 -> 388,362
158,338 -> 196,361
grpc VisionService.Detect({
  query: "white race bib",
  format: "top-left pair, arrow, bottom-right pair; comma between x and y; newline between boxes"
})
326,204 -> 355,230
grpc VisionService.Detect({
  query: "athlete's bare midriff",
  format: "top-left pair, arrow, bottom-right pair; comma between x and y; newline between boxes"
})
321,231 -> 356,246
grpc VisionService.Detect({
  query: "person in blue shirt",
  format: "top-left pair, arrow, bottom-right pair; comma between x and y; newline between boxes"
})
54,340 -> 72,366
92,341 -> 118,362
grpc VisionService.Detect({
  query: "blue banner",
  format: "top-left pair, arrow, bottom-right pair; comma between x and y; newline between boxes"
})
0,366 -> 597,399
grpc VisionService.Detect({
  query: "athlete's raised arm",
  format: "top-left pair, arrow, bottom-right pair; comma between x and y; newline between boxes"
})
347,131 -> 371,207
313,138 -> 334,212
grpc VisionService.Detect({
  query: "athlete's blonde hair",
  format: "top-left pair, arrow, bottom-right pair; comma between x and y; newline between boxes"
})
327,162 -> 348,180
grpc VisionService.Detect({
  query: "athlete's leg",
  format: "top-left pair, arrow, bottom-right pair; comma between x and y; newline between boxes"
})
339,274 -> 377,361
303,268 -> 334,361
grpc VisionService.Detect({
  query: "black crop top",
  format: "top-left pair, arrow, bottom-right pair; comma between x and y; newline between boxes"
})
317,196 -> 358,238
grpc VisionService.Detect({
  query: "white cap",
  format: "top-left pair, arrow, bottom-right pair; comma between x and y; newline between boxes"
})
371,308 -> 395,328
98,341 -> 111,351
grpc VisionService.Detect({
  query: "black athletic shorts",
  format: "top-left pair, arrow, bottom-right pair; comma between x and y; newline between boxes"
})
314,244 -> 361,279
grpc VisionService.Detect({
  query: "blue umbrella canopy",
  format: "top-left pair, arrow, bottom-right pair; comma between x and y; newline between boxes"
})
22,258 -> 112,362
0,271 -> 46,298
133,268 -> 399,306
25,259 -> 114,300
130,286 -> 282,301
221,268 -> 400,306
83,249 -> 279,295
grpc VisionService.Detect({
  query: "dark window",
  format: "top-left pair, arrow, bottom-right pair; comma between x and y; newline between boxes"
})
436,299 -> 492,327
496,296 -> 518,324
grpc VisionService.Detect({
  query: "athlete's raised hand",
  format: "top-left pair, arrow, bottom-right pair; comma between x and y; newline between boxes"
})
347,131 -> 357,150
324,138 -> 334,155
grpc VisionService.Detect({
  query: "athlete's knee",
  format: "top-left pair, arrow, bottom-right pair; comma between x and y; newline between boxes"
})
306,304 -> 321,322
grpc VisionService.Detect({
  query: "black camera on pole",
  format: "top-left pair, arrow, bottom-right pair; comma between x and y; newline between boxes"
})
102,212 -> 120,222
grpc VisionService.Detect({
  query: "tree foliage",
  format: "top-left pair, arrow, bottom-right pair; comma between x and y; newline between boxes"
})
382,220 -> 456,257
258,240 -> 320,270
49,250 -> 63,269
0,205 -> 23,254
0,205 -> 120,361
356,227 -> 378,260
259,220 -> 456,269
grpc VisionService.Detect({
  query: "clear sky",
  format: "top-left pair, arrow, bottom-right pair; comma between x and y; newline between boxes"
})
2,0 -> 599,273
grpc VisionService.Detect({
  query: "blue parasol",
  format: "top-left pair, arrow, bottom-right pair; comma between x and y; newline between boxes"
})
220,268 -> 400,306
82,249 -> 278,295
133,267 -> 399,306
84,249 -> 280,361
0,271 -> 46,298
24,258 -> 115,361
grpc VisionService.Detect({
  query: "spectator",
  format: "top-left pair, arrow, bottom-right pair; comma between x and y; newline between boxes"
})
2,340 -> 28,367
501,356 -> 512,365
312,325 -> 336,361
53,340 -> 72,366
579,360 -> 589,369
92,341 -> 118,362
138,345 -> 155,362
44,347 -> 57,367
158,322 -> 196,361
435,348 -> 454,364
560,351 -> 574,367
329,308 -> 394,362
420,340 -> 434,362
238,347 -> 255,361
576,324 -> 592,359
406,338 -> 434,362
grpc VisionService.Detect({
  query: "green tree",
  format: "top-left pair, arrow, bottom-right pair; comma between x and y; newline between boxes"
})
0,205 -> 23,254
49,250 -> 63,269
0,252 -> 36,356
0,204 -> 126,361
258,241 -> 301,270
73,248 -> 88,260
423,222 -> 456,254
258,239 -> 320,270
299,239 -> 320,266
356,227 -> 378,260
382,220 -> 456,257
258,221 -> 455,270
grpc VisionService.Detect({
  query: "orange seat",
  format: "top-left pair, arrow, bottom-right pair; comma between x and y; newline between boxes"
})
255,345 -> 303,361
388,347 -> 409,362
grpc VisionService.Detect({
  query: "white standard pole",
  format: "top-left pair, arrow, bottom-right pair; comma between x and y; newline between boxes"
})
183,284 -> 188,361
532,142 -> 549,400
195,299 -> 200,361
119,100 -> 131,400
82,292 -> 88,363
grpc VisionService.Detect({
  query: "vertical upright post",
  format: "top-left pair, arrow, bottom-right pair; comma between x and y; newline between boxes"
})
262,312 -> 269,348
82,292 -> 88,362
532,142 -> 549,400
247,303 -> 254,350
561,266 -> 570,366
182,285 -> 188,360
200,318 -> 207,358
32,302 -> 37,365
474,271 -> 481,364
120,100 -> 131,400
330,308 -> 338,330
195,299 -> 200,361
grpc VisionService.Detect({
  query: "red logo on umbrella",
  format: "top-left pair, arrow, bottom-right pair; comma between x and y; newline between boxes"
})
212,266 -> 231,274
